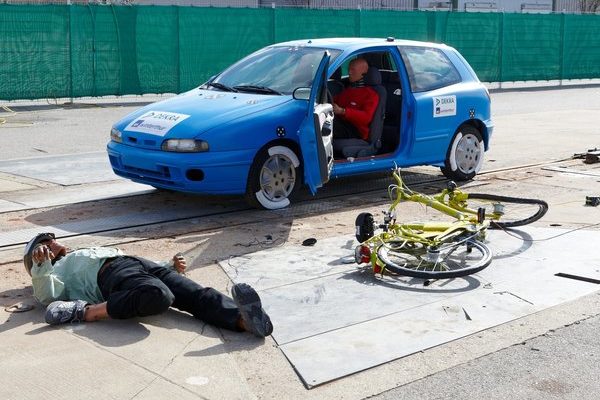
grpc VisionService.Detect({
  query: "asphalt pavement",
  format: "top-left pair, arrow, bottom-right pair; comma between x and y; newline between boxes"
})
1,86 -> 600,399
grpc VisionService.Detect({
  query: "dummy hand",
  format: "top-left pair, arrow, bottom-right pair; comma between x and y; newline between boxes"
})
32,245 -> 54,265
173,253 -> 187,274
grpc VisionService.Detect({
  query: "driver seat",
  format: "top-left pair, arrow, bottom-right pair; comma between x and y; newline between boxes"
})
333,67 -> 387,158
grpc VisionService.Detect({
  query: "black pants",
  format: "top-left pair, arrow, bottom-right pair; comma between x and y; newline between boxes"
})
333,117 -> 362,139
97,256 -> 241,331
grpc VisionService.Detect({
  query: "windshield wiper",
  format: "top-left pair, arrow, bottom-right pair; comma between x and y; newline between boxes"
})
206,82 -> 238,92
233,85 -> 282,95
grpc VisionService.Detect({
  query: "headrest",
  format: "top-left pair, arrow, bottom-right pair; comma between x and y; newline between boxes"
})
331,68 -> 342,81
380,69 -> 400,84
364,66 -> 382,86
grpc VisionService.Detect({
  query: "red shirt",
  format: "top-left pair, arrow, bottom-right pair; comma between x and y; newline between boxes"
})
334,86 -> 379,140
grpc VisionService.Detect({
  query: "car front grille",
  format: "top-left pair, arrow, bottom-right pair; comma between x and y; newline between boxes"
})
119,164 -> 184,187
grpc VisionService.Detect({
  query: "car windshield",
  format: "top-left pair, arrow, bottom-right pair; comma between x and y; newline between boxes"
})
210,46 -> 341,96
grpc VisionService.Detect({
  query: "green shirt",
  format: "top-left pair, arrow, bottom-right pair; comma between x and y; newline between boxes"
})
31,247 -> 172,305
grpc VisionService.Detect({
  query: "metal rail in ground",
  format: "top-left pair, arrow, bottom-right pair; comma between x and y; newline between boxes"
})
0,162 -> 559,251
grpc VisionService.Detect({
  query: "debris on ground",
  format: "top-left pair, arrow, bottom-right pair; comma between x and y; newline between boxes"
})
4,302 -> 34,313
573,148 -> 600,164
585,196 -> 600,207
302,238 -> 317,246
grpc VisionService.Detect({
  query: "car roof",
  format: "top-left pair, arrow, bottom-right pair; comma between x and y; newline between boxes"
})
273,37 -> 449,52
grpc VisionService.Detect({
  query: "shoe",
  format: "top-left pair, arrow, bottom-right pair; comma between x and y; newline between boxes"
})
232,283 -> 273,338
45,300 -> 88,325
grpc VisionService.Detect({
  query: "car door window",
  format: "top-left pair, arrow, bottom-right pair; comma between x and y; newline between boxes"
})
336,51 -> 396,80
399,46 -> 461,92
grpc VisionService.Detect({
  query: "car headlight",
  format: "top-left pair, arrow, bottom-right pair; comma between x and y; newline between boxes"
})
161,139 -> 209,152
110,127 -> 122,143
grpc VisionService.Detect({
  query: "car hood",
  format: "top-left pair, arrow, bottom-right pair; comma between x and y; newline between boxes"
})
117,88 -> 292,140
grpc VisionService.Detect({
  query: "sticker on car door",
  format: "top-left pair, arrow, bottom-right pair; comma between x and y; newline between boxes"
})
433,95 -> 456,118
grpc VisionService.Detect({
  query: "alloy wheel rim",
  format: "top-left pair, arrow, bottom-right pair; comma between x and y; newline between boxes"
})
259,154 -> 296,201
455,133 -> 481,174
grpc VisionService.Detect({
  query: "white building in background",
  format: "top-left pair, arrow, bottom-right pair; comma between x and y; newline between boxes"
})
1,0 -> 586,12
127,0 -> 583,13
418,0 -> 554,12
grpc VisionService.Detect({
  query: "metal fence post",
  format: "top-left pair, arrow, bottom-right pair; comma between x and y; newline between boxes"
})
68,4 -> 73,102
559,12 -> 565,85
356,4 -> 361,37
88,5 -> 97,97
498,11 -> 504,88
176,5 -> 180,94
271,4 -> 276,44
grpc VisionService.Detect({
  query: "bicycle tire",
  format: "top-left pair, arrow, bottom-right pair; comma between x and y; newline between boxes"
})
377,238 -> 492,279
466,193 -> 548,229
355,212 -> 375,243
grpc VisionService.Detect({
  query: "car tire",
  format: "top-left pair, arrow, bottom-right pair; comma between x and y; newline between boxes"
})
355,212 -> 375,243
245,145 -> 302,210
440,125 -> 484,181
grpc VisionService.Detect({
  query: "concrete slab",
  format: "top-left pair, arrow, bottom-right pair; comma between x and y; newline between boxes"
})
0,319 -> 162,400
542,166 -> 600,178
0,177 -> 36,192
0,199 -> 25,213
0,305 -> 253,400
221,227 -> 600,387
0,152 -> 116,185
278,284 -> 537,387
0,180 -> 152,212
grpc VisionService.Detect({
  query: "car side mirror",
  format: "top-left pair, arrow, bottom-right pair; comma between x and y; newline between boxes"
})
293,87 -> 311,101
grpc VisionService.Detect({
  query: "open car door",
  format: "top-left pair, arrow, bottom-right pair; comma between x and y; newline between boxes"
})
298,52 -> 334,194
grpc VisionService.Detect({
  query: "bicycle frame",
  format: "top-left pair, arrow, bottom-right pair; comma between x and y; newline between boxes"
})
356,168 -> 547,277
384,169 -> 490,241
388,170 -> 495,225
358,169 -> 490,272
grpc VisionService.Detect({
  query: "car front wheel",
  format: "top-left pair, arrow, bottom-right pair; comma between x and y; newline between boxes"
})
245,145 -> 302,210
440,125 -> 484,181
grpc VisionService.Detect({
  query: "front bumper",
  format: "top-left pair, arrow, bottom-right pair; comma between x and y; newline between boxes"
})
107,141 -> 255,195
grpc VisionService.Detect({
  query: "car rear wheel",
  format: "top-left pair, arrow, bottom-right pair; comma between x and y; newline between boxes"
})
245,145 -> 302,210
440,125 -> 484,181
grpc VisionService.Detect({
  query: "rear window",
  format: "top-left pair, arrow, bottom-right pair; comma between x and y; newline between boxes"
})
399,46 -> 461,92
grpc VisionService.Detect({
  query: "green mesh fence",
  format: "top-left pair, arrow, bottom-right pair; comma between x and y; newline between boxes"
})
360,10 -> 430,41
501,13 -> 563,81
443,12 -> 502,82
1,5 -> 600,101
0,5 -> 70,99
274,8 -> 358,41
179,8 -> 273,90
563,14 -> 600,79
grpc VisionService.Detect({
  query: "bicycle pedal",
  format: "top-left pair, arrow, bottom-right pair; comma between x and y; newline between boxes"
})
477,207 -> 486,223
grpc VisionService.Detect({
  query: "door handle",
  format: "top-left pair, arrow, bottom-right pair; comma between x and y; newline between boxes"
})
321,120 -> 332,137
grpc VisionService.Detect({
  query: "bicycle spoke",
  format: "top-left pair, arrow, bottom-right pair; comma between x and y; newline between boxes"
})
378,239 -> 491,279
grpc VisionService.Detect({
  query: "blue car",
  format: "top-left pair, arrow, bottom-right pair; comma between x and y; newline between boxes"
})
107,37 -> 493,209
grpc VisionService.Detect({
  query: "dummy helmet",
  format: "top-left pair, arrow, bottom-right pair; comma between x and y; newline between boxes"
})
23,232 -> 56,276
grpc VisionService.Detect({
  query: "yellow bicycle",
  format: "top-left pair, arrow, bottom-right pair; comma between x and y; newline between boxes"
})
354,169 -> 548,279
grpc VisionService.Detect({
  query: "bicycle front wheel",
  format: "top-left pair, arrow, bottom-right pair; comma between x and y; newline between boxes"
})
467,194 -> 548,228
377,238 -> 492,279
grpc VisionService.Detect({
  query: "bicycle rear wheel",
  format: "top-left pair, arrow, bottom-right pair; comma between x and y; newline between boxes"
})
467,194 -> 548,228
377,238 -> 492,279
